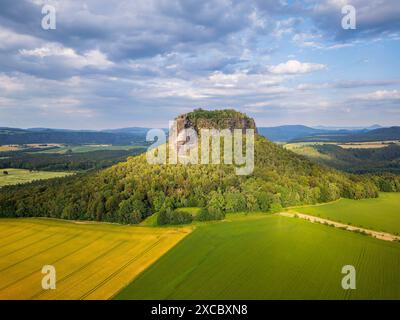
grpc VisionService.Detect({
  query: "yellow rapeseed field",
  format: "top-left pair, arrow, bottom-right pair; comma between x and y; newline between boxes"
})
0,218 -> 191,300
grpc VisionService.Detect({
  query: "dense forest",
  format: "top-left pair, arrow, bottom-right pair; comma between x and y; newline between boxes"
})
0,148 -> 147,172
314,144 -> 400,173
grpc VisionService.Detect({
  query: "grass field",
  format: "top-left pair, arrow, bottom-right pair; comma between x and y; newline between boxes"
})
0,218 -> 191,300
0,145 -> 19,152
0,144 -> 62,152
115,215 -> 400,300
0,168 -> 72,187
284,142 -> 334,161
295,193 -> 400,235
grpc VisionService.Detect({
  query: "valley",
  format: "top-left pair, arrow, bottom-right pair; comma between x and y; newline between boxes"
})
285,141 -> 400,173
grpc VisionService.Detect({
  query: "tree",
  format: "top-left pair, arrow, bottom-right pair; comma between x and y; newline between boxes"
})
117,197 -> 146,224
206,191 -> 225,220
157,207 -> 173,225
256,191 -> 273,212
225,192 -> 246,212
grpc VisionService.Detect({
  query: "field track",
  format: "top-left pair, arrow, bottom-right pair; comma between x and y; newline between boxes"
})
0,218 -> 191,300
277,212 -> 400,242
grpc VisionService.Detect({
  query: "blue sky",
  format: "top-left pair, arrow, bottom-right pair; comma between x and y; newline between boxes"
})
0,0 -> 399,129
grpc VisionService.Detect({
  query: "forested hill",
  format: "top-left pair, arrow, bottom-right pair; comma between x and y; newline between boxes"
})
0,110 -> 398,225
0,128 -> 146,145
291,126 -> 400,143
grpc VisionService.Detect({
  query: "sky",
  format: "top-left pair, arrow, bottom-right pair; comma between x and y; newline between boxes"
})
0,0 -> 399,129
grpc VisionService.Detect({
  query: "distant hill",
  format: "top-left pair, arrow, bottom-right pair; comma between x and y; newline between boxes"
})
102,127 -> 151,135
2,123 -> 397,145
348,127 -> 400,142
258,125 -> 325,142
294,126 -> 400,143
0,128 -> 146,145
289,143 -> 400,174
313,124 -> 382,131
257,125 -> 369,142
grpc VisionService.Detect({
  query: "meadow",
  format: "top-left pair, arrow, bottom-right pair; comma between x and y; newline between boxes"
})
0,146 -> 19,152
115,215 -> 400,300
295,193 -> 400,235
0,218 -> 191,299
0,144 -> 62,152
0,168 -> 72,187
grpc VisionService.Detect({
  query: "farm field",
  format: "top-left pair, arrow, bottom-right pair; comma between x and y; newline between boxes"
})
0,168 -> 72,187
285,141 -> 399,151
0,144 -> 62,152
295,193 -> 400,235
0,145 -> 19,152
115,215 -> 400,300
0,218 -> 191,300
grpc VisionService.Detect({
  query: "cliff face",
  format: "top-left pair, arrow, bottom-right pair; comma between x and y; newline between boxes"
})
174,109 -> 258,134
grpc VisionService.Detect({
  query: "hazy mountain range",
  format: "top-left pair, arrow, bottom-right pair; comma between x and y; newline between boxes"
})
0,125 -> 399,145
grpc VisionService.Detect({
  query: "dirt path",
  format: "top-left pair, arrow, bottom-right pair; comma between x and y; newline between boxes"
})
276,211 -> 400,242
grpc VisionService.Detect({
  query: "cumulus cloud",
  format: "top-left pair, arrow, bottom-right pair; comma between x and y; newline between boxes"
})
268,60 -> 326,74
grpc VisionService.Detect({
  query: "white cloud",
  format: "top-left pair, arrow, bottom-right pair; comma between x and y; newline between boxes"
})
0,27 -> 40,50
128,69 -> 288,101
19,43 -> 113,69
359,90 -> 400,100
268,60 -> 326,74
272,18 -> 301,38
19,43 -> 77,58
0,74 -> 25,92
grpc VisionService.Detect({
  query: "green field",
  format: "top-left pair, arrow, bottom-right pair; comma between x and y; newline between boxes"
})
0,169 -> 72,187
295,193 -> 400,235
0,218 -> 191,299
115,215 -> 400,300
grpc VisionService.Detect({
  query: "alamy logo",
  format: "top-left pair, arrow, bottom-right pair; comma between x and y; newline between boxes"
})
341,5 -> 356,30
41,5 -> 56,30
146,120 -> 254,175
341,265 -> 356,290
41,265 -> 56,290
